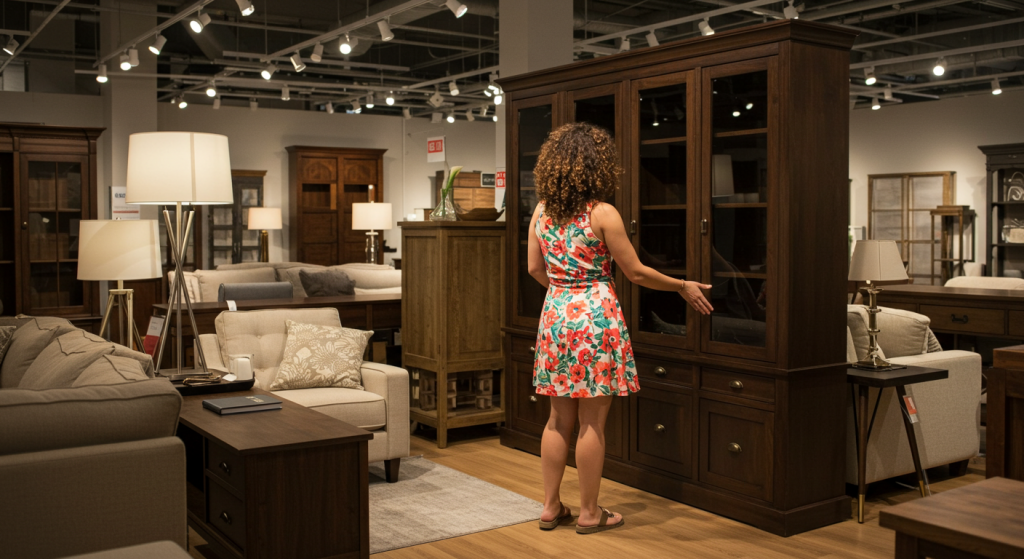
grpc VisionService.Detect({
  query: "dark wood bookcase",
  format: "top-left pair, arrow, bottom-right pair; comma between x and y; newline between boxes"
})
499,20 -> 856,536
979,143 -> 1024,277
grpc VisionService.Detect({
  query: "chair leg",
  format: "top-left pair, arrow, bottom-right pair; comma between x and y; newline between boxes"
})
948,459 -> 970,477
385,458 -> 401,483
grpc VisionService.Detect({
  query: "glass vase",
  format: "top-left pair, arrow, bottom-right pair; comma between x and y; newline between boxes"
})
430,188 -> 458,221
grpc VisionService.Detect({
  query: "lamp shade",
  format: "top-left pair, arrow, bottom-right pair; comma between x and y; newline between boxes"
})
848,240 -> 908,282
351,202 -> 393,231
125,132 -> 234,205
77,220 -> 162,281
247,207 -> 282,230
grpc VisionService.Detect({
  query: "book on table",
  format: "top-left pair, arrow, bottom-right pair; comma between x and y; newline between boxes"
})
203,395 -> 283,415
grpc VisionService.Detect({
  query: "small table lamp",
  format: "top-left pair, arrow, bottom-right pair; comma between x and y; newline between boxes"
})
352,201 -> 393,263
78,220 -> 162,351
247,207 -> 282,262
849,240 -> 909,369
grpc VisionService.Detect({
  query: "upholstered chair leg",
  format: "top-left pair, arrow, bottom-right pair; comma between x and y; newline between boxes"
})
385,458 -> 401,483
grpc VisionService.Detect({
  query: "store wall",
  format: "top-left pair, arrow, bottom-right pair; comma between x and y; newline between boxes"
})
849,89 -> 1024,265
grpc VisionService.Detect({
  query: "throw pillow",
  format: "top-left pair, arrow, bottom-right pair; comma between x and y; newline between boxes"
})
270,320 -> 372,391
0,326 -> 16,369
299,268 -> 356,297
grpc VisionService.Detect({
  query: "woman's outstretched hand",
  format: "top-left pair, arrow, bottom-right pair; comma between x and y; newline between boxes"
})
679,281 -> 714,315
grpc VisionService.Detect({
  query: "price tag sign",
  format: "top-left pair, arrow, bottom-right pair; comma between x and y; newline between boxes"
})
427,136 -> 445,163
903,395 -> 919,424
495,169 -> 506,189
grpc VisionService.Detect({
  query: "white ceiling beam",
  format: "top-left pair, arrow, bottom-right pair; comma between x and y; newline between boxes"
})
854,16 -> 1024,50
0,28 -> 32,37
222,50 -> 411,72
402,65 -> 500,91
93,0 -> 213,68
849,38 -> 1024,70
890,69 -> 1024,90
0,0 -> 73,75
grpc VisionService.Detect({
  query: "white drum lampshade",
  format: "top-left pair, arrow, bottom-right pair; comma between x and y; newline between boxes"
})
125,132 -> 234,205
77,220 -> 162,281
352,202 -> 393,231
849,240 -> 908,282
247,207 -> 283,230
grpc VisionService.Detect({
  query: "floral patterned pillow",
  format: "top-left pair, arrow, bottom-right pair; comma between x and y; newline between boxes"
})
270,320 -> 372,391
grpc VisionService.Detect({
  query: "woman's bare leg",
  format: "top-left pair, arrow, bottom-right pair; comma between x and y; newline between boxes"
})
575,396 -> 622,527
541,396 -> 578,522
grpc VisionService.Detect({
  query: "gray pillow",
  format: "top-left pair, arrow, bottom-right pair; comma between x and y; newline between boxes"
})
299,268 -> 356,297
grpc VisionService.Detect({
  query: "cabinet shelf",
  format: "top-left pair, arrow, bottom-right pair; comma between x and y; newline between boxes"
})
0,207 -> 12,211
522,150 -> 541,157
993,201 -> 1024,206
713,202 -> 767,208
31,259 -> 78,264
653,268 -> 687,275
0,260 -> 14,264
641,204 -> 687,210
712,128 -> 768,138
640,136 -> 686,146
714,271 -> 767,279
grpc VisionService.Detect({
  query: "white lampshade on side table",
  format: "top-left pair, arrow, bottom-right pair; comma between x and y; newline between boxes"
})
849,240 -> 909,369
126,131 -> 234,375
352,202 -> 393,263
78,220 -> 162,350
247,207 -> 282,263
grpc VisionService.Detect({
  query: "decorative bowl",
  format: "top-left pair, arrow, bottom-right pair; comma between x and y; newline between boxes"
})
456,207 -> 505,221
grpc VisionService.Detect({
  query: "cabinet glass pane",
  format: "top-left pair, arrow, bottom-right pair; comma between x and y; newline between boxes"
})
909,176 -> 943,209
28,162 -> 56,210
910,243 -> 935,277
59,262 -> 83,306
212,249 -> 231,268
213,207 -> 232,226
30,263 -> 58,308
872,178 -> 902,210
29,212 -> 57,261
640,209 -> 686,270
240,188 -> 260,208
213,229 -> 232,247
911,210 -> 934,241
640,142 -> 686,206
574,94 -> 616,136
58,214 -> 80,260
241,248 -> 259,262
57,163 -> 82,210
517,103 -> 553,321
872,211 -> 902,240
711,71 -> 768,134
712,134 -> 767,202
242,229 -> 259,247
639,83 -> 687,142
638,274 -> 687,336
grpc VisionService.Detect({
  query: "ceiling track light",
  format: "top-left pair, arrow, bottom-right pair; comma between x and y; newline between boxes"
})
378,20 -> 394,41
492,115 -> 498,122
402,108 -> 412,119
3,36 -> 19,55
646,30 -> 659,47
619,37 -> 631,52
310,42 -> 324,63
698,19 -> 715,36
864,66 -> 876,86
326,102 -> 335,114
206,83 -> 217,97
448,80 -> 460,96
177,95 -> 188,109
883,85 -> 893,101
386,91 -> 395,105
871,97 -> 881,110
494,91 -> 503,105
480,106 -> 488,117
446,113 -> 455,123
149,34 -> 166,55
235,0 -> 255,17
483,89 -> 492,97
128,48 -> 139,67
366,92 -> 375,109
352,99 -> 361,113
466,110 -> 475,122
933,57 -> 946,76
784,0 -> 800,20
250,98 -> 258,111
290,52 -> 306,72
119,52 -> 132,71
190,11 -> 211,33
96,64 -> 108,83
340,34 -> 356,55
212,97 -> 221,110
281,85 -> 290,101
261,63 -> 276,80
445,0 -> 468,18
992,78 -> 1002,95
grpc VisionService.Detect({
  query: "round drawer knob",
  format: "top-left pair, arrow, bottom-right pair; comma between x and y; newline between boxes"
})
220,511 -> 232,525
529,395 -> 538,403
729,380 -> 744,390
654,424 -> 666,433
219,461 -> 231,475
529,346 -> 536,353
728,442 -> 742,453
654,366 -> 667,377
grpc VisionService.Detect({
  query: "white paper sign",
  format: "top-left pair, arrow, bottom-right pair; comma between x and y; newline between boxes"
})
110,186 -> 140,220
427,136 -> 446,163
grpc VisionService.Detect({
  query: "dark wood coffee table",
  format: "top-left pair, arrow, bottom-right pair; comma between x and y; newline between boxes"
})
176,388 -> 373,559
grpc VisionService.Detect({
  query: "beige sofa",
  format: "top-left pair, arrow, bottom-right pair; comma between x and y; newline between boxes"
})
845,305 -> 981,486
0,316 -> 186,559
197,307 -> 410,481
170,261 -> 402,303
944,276 -> 1024,290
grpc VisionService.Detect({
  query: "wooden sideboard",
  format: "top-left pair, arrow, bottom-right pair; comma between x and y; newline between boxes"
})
875,284 -> 1024,340
989,346 -> 1024,481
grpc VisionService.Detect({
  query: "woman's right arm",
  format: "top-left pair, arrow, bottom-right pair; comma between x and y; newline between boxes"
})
527,204 -> 550,289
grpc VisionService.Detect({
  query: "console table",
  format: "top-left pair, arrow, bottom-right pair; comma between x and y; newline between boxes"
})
875,284 -> 1024,342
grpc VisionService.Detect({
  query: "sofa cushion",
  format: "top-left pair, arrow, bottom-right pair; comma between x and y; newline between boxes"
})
300,268 -> 356,297
0,317 -> 78,389
874,306 -> 931,358
19,330 -> 120,389
353,286 -> 402,295
335,263 -> 402,289
166,270 -> 201,304
73,355 -> 152,387
277,266 -> 325,298
944,276 -> 1024,290
272,387 -> 386,430
0,326 -> 16,370
0,379 -> 182,456
270,320 -> 371,391
194,267 -> 276,302
846,327 -> 858,363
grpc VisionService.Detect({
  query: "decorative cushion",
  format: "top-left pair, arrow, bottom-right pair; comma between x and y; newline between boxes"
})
353,286 -> 402,295
72,355 -> 152,387
0,317 -> 78,389
0,325 -> 16,370
873,306 -> 931,358
944,276 -> 1024,290
271,386 -> 387,430
926,330 -> 943,353
277,266 -> 328,298
846,327 -> 858,363
19,330 -> 120,389
335,263 -> 402,289
194,267 -> 276,302
300,268 -> 356,297
269,320 -> 372,391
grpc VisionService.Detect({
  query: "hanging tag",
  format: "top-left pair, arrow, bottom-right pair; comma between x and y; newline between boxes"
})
903,395 -> 919,424
227,300 -> 237,312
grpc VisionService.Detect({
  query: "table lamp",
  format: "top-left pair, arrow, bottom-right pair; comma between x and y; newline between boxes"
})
78,219 -> 162,351
849,240 -> 909,370
126,131 -> 233,375
247,207 -> 282,262
352,199 -> 392,263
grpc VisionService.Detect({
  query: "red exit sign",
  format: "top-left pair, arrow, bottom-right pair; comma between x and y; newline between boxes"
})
428,139 -> 444,153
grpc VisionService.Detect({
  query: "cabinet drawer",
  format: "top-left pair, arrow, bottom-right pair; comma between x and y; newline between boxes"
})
636,357 -> 694,386
1009,311 -> 1024,338
701,369 -> 774,403
631,381 -> 694,477
206,441 -> 245,492
208,480 -> 247,549
512,361 -> 549,436
511,336 -> 537,361
923,305 -> 1005,335
699,399 -> 773,502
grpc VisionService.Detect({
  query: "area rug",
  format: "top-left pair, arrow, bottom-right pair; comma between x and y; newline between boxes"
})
368,456 -> 541,553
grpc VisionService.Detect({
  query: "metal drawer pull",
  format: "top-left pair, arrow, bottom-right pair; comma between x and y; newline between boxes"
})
529,395 -> 538,403
219,461 -> 231,475
655,424 -> 666,433
220,511 -> 232,525
728,442 -> 742,453
654,366 -> 667,377
951,314 -> 969,324
529,346 -> 536,353
729,380 -> 744,389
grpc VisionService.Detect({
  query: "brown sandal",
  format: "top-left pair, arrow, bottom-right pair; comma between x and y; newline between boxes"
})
575,507 -> 625,534
539,503 -> 573,530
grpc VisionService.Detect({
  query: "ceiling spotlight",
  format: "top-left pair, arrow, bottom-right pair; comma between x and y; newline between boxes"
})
933,57 -> 946,76
340,34 -> 357,55
445,0 -> 468,18
386,91 -> 395,105
698,19 -> 714,36
403,108 -> 412,119
619,37 -> 631,52
3,36 -> 18,55
492,115 -> 498,122
745,102 -> 753,110
871,97 -> 881,110
250,98 -> 258,111
883,85 -> 893,100
646,31 -> 659,47
366,93 -> 375,109
494,91 -> 503,105
235,0 -> 255,17
261,63 -> 276,80
128,48 -> 139,67
732,110 -> 741,117
281,85 -> 290,101
326,102 -> 335,114
784,0 -> 800,19
378,20 -> 394,41
652,119 -> 659,127
290,52 -> 306,72
177,95 -> 188,109
466,110 -> 475,122
149,34 -> 166,55
488,73 -> 499,90
992,78 -> 1002,95
446,113 -> 455,123
483,89 -> 492,97
864,66 -> 877,85
190,11 -> 211,33
96,64 -> 108,83
119,53 -> 132,71
480,106 -> 488,117
213,97 -> 221,110
449,81 -> 460,96
352,99 -> 361,113
206,83 -> 217,97
431,112 -> 442,123
310,43 -> 324,63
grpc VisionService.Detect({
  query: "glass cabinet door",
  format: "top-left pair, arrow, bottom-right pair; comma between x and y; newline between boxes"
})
209,175 -> 263,268
0,153 -> 15,314
702,59 -> 776,361
630,71 -> 696,349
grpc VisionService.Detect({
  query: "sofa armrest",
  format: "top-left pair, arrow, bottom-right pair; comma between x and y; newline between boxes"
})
198,334 -> 228,373
360,362 -> 410,459
0,437 -> 186,558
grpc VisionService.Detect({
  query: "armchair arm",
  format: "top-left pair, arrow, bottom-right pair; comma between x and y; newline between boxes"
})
198,334 -> 228,373
360,362 -> 410,459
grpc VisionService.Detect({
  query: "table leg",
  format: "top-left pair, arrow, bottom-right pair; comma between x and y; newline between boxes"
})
895,385 -> 930,497
858,384 -> 869,523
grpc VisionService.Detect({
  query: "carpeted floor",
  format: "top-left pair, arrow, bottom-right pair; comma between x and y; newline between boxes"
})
367,456 -> 541,554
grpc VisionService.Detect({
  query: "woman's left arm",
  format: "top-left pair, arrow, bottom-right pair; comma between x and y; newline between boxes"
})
527,204 -> 550,288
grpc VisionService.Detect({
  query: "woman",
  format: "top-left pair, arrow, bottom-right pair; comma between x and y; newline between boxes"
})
528,123 -> 713,534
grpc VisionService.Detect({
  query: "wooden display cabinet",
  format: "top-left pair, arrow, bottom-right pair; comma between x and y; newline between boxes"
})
979,143 -> 1024,277
499,20 -> 856,536
208,170 -> 265,268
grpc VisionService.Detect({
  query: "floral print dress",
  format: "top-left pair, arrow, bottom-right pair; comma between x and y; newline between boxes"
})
533,203 -> 639,398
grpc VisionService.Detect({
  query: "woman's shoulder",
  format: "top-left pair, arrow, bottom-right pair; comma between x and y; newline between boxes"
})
590,201 -> 620,220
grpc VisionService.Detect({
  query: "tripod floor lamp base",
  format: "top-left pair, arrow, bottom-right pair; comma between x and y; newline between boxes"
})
98,280 -> 146,352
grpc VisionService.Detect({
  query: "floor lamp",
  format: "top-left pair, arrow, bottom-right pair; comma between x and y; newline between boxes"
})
126,132 -> 234,375
849,239 -> 909,370
247,207 -> 282,262
78,219 -> 162,351
352,202 -> 393,263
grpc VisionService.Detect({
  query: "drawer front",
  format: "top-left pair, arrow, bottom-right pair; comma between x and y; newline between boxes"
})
208,480 -> 247,549
701,369 -> 775,403
923,305 -> 1005,335
1009,311 -> 1024,338
206,441 -> 246,492
699,399 -> 773,502
636,357 -> 694,386
510,335 -> 537,361
631,381 -> 694,477
512,360 -> 549,435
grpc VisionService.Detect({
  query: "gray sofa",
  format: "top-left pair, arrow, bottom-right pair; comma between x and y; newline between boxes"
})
0,316 -> 186,559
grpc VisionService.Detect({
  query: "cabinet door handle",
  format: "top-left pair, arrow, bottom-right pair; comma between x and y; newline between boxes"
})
701,219 -> 708,235
529,346 -> 536,353
654,366 -> 667,377
219,461 -> 231,475
220,511 -> 232,525
654,424 -> 666,433
529,395 -> 538,403
729,380 -> 744,390
728,443 -> 742,453
22,221 -> 28,230
630,220 -> 637,235
950,314 -> 969,324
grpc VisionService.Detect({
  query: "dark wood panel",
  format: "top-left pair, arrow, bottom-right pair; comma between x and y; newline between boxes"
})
344,159 -> 378,185
1010,311 -> 1024,338
512,360 -> 549,436
699,399 -> 773,502
631,381 -> 694,477
635,356 -> 694,386
299,157 -> 336,182
701,369 -> 775,403
922,304 -> 1005,335
989,346 -> 1024,481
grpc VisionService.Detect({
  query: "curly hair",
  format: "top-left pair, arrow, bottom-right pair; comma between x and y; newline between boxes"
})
534,122 -> 621,225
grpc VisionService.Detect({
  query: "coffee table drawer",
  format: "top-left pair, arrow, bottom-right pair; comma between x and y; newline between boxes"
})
207,441 -> 246,492
208,481 -> 246,549
923,305 -> 1005,335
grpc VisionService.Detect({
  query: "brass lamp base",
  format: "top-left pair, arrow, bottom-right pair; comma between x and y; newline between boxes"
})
259,229 -> 269,262
98,281 -> 145,351
853,281 -> 906,371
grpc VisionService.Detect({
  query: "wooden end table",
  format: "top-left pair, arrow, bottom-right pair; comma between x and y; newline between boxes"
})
176,388 -> 373,559
879,476 -> 1024,559
988,345 -> 1024,481
848,365 -> 948,523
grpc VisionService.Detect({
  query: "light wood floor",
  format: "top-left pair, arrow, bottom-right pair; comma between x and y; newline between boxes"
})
188,428 -> 984,559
